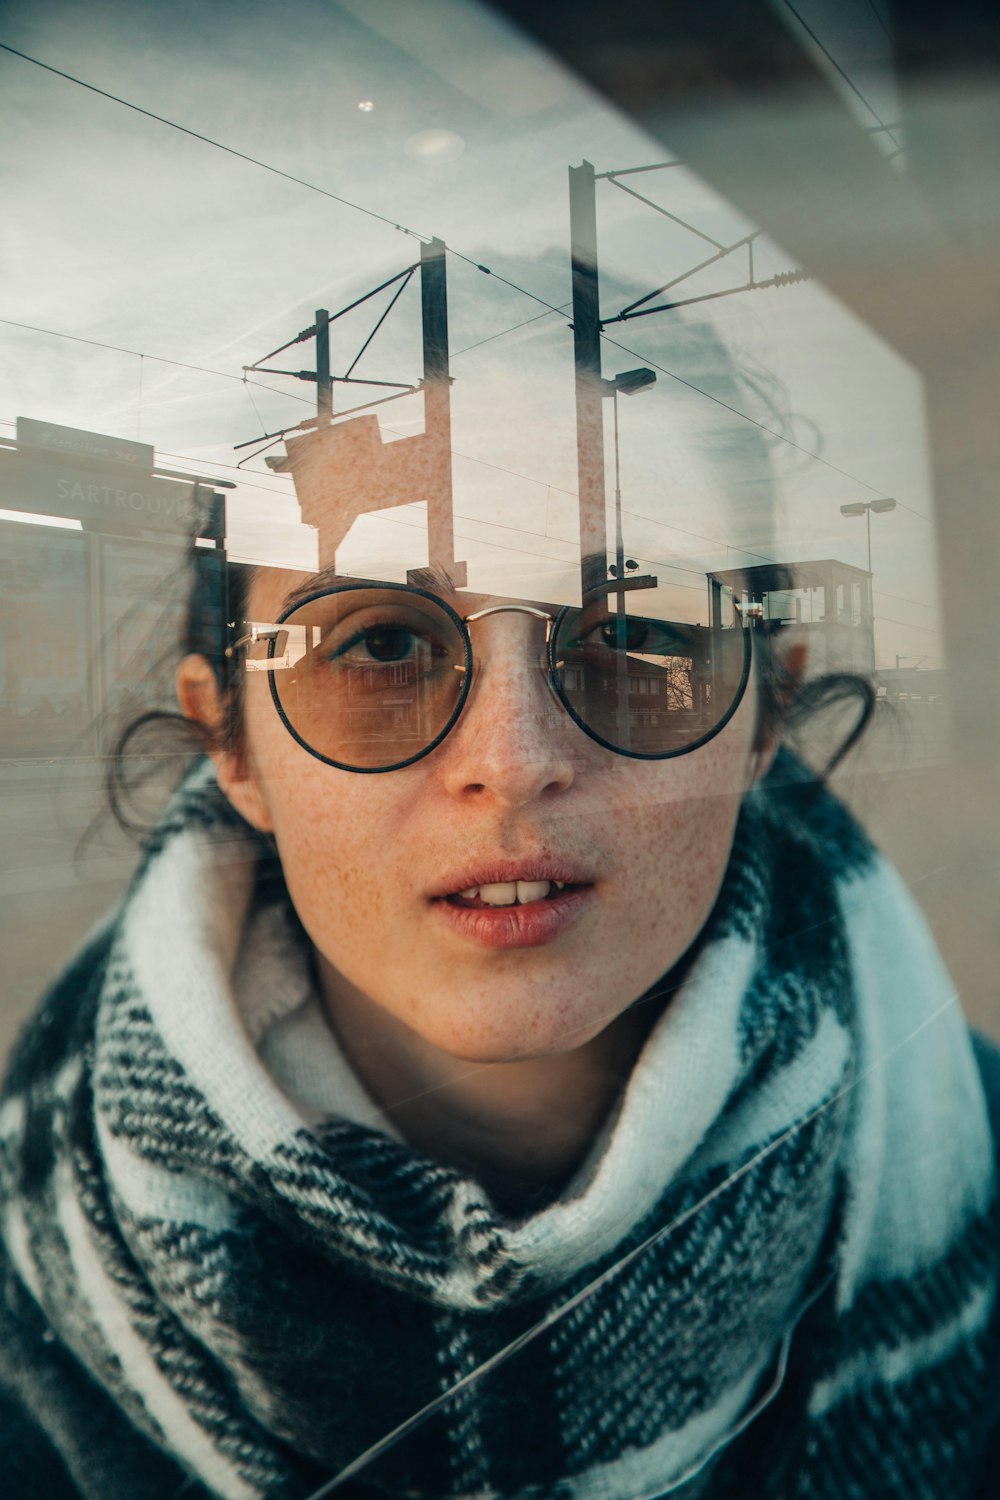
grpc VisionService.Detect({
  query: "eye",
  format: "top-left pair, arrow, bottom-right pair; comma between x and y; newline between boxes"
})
568,614 -> 693,658
320,610 -> 454,673
597,617 -> 652,653
342,624 -> 419,664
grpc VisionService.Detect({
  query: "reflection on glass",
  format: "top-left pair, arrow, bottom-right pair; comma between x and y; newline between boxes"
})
0,4 -> 998,1500
252,581 -> 750,770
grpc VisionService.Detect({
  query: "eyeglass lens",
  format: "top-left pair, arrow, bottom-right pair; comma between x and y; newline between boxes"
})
268,588 -> 471,772
266,586 -> 749,772
552,598 -> 749,758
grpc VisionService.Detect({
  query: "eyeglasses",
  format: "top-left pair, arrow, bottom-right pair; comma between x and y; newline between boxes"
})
230,581 -> 752,774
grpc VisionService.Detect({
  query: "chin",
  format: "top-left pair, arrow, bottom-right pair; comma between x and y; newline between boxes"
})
413,989 -> 628,1065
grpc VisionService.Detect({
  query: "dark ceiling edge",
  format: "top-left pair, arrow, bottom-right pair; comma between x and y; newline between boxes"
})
484,0 -> 997,360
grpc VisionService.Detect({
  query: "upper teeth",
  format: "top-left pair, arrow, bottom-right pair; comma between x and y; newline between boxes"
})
459,880 -> 565,906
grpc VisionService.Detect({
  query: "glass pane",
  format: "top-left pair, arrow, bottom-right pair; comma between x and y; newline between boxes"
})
2,5 -> 998,1499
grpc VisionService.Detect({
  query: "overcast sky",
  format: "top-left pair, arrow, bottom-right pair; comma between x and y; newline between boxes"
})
0,0 -> 943,664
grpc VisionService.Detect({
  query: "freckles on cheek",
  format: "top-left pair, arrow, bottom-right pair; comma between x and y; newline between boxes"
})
614,756 -> 746,961
649,810 -> 727,941
267,799 -> 387,944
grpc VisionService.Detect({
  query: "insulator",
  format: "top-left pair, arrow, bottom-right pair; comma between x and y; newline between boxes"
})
767,268 -> 811,288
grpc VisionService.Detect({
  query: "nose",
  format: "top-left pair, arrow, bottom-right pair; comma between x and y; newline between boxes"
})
436,613 -> 577,807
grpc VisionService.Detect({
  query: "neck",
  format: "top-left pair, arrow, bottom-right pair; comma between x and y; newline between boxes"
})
315,959 -> 657,1216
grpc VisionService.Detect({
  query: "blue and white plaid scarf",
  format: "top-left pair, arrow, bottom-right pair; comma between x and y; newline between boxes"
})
0,754 -> 996,1499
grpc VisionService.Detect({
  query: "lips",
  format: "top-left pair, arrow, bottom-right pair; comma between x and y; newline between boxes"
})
431,860 -> 594,903
454,879 -> 566,907
430,860 -> 596,949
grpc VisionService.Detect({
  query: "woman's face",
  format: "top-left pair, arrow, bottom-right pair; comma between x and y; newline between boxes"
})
216,566 -> 764,1065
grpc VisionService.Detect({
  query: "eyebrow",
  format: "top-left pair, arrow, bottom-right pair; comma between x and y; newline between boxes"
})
278,561 -> 461,614
278,563 -> 345,613
277,553 -> 607,616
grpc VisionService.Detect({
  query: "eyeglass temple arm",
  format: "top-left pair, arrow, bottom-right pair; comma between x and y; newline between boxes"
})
225,625 -> 281,659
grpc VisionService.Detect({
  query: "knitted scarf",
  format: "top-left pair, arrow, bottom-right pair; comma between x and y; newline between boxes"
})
0,754 -> 997,1500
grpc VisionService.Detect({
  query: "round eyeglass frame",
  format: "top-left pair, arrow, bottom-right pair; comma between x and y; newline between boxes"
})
259,581 -> 753,775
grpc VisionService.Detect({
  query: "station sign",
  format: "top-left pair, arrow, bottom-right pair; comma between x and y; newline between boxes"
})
16,417 -> 154,470
1,420 -> 203,538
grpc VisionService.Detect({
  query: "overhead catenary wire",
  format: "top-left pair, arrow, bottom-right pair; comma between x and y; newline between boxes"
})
146,428 -> 797,580
0,39 -> 574,333
445,247 -> 569,319
0,51 -> 853,461
598,170 -> 809,324
431,249 -> 916,530
594,162 -> 683,179
866,0 -> 893,44
12,394 -> 933,622
345,269 -> 416,380
251,324 -> 323,369
613,236 -> 759,322
607,268 -> 812,325
0,315 -> 316,408
246,266 -> 419,375
0,33 -> 571,411
234,387 -> 421,467
2,418 -> 939,564
241,379 -> 269,450
157,454 -> 295,499
367,506 -> 708,592
872,613 -> 938,634
0,39 -> 926,524
779,0 -> 902,151
157,422 -> 768,574
621,508 -> 778,568
0,307 -> 932,529
591,169 -> 927,522
2,281 -> 932,526
600,330 -> 932,522
450,304 -> 567,359
0,41 -> 429,243
239,269 -> 426,451
874,587 -> 936,611
604,175 -> 727,250
0,38 -> 563,331
247,370 -> 414,390
0,415 -> 951,629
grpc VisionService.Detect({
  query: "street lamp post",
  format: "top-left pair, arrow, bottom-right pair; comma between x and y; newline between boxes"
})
839,497 -> 896,668
602,367 -> 657,744
839,496 -> 897,577
605,368 -> 656,590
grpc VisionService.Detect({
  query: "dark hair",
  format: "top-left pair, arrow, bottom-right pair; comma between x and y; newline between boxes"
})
754,626 -> 875,775
104,544 -> 252,838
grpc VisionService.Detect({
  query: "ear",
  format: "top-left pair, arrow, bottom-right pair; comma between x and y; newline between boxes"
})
751,632 -> 809,785
175,654 -> 274,833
